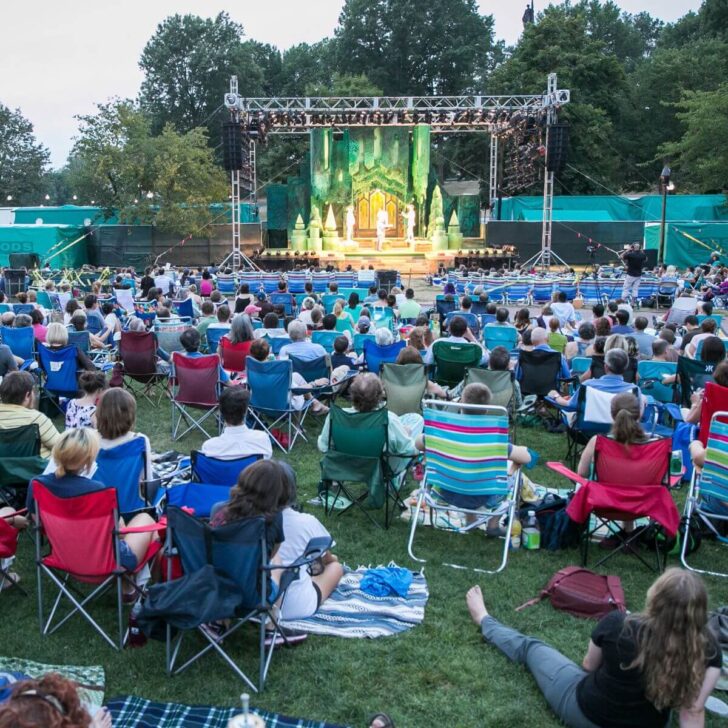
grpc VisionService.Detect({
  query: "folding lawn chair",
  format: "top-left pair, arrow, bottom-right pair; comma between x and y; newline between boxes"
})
32,483 -> 163,650
190,450 -> 262,487
12,304 -> 34,316
0,425 -> 46,508
67,330 -> 113,370
381,362 -> 428,416
548,436 -> 679,572
219,337 -> 251,376
1,508 -> 27,595
463,368 -> 516,415
637,360 -> 677,404
95,437 -> 164,516
311,330 -> 339,354
0,326 -> 35,367
204,326 -> 230,355
288,354 -> 351,405
445,312 -> 480,337
118,331 -> 168,406
170,353 -> 221,441
483,325 -> 518,352
165,482 -> 231,519
320,404 -> 414,529
270,293 -> 296,316
363,339 -> 406,374
264,335 -> 292,357
158,506 -> 330,691
681,412 -> 728,577
38,344 -> 79,416
407,401 -> 518,573
431,340 -> 483,388
172,299 -> 195,320
518,349 -> 569,399
675,356 -> 715,407
570,356 -> 592,379
246,358 -> 311,453
353,332 -> 376,356
155,326 -> 186,355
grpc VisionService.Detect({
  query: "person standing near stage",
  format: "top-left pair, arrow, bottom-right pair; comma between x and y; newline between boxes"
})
620,242 -> 647,301
403,203 -> 416,244
376,208 -> 389,251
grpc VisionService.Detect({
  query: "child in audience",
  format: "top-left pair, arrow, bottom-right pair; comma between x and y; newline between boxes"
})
331,335 -> 360,369
547,317 -> 568,354
65,371 -> 107,429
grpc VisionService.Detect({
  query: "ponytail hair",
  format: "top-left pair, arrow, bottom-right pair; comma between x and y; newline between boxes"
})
610,392 -> 644,445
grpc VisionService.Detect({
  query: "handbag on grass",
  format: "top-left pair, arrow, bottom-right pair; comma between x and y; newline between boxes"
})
515,566 -> 626,620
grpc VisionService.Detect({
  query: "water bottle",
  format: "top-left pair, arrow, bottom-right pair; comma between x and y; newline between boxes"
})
670,450 -> 683,481
510,519 -> 522,550
522,510 -> 541,550
227,693 -> 266,728
127,601 -> 147,648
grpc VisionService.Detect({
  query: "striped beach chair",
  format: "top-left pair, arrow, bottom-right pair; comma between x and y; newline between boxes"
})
407,401 -> 519,574
681,412 -> 728,577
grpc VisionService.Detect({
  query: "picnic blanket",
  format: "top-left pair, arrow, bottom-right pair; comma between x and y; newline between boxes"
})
280,564 -> 428,638
0,656 -> 104,712
106,695 -> 346,728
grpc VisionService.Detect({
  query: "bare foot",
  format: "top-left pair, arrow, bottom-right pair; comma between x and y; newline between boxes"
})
466,585 -> 488,626
90,706 -> 112,728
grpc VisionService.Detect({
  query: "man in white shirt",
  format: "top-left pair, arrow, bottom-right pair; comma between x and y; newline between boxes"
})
200,387 -> 272,460
279,320 -> 327,361
154,268 -> 175,296
550,291 -> 577,328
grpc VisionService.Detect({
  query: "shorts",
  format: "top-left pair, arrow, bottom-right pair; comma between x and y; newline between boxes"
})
434,488 -> 502,510
119,540 -> 138,571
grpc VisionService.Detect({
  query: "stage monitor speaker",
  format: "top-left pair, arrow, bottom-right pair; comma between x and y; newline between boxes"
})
378,269 -> 398,292
547,123 -> 569,173
222,121 -> 243,171
9,253 -> 40,269
3,269 -> 28,296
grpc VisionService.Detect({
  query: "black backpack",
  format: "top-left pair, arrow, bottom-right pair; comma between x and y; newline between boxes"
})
520,494 -> 580,551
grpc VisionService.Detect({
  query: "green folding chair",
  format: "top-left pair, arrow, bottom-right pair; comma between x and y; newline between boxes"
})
0,424 -> 47,507
432,340 -> 483,388
381,363 -> 428,416
463,368 -> 515,413
320,405 -> 414,529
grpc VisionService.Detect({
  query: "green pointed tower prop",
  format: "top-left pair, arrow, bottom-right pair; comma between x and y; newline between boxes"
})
308,204 -> 323,252
291,214 -> 307,251
447,209 -> 464,250
428,185 -> 448,251
322,204 -> 340,251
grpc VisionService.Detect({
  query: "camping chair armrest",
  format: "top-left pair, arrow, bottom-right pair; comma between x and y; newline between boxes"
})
118,519 -> 168,535
2,508 -> 28,520
262,536 -> 334,572
545,396 -> 575,412
546,461 -> 587,486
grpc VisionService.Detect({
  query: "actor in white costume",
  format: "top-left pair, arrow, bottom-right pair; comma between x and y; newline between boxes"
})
345,205 -> 356,242
402,203 -> 416,243
376,208 -> 389,250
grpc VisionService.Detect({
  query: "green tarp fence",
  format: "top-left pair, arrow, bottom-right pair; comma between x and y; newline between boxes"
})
644,222 -> 728,268
12,206 -> 111,226
499,194 -> 728,223
0,225 -> 87,267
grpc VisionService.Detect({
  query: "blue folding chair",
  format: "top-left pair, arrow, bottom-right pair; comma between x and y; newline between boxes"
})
286,273 -> 308,294
190,451 -> 262,486
312,273 -> 331,292
261,274 -> 281,294
311,330 -> 339,354
269,293 -> 295,316
638,360 -> 677,404
85,314 -> 105,336
445,312 -> 480,337
204,326 -> 230,354
12,304 -> 34,316
95,437 -> 164,515
172,299 -> 195,320
38,344 -> 79,414
353,333 -> 376,356
531,280 -> 554,304
216,277 -> 237,296
246,358 -> 312,453
483,325 -> 518,352
569,356 -> 592,379
265,335 -> 292,357
555,283 -> 577,301
321,294 -> 342,314
363,339 -> 406,374
165,482 -> 231,519
577,279 -> 605,306
0,326 -> 35,366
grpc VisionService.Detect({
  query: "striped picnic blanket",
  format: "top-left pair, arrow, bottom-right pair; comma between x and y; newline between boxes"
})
280,564 -> 428,638
106,696 -> 345,728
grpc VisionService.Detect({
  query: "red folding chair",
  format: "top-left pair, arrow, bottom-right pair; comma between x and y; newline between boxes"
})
698,381 -> 728,447
548,436 -> 680,571
170,353 -> 221,441
219,337 -> 251,376
32,483 -> 163,650
1,509 -> 26,595
119,331 -> 168,405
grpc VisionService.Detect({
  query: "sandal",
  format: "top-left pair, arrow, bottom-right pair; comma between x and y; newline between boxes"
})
368,713 -> 395,728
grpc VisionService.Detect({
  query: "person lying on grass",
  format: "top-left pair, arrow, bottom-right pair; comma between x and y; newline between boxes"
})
466,568 -> 721,728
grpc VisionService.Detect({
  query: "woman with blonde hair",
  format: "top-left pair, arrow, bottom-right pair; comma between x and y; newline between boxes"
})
466,567 -> 721,728
333,300 -> 355,334
43,322 -> 95,371
26,428 -> 158,590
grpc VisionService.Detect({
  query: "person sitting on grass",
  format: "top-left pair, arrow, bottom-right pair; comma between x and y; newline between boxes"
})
465,568 -> 722,728
416,383 -> 530,536
65,371 -> 107,429
26,428 -> 158,598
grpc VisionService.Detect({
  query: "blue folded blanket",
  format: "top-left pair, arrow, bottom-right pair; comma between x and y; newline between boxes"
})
361,566 -> 413,597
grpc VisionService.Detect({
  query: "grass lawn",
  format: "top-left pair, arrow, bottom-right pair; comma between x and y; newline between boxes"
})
3,399 -> 728,727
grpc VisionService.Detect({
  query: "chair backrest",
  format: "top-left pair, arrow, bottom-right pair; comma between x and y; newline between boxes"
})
637,360 -> 677,404
353,332 -> 376,355
321,293 -> 342,314
191,450 -> 261,487
697,314 -> 722,329
94,437 -> 148,513
0,424 -> 40,458
218,337 -> 251,373
676,355 -> 715,407
270,292 -> 295,315
593,435 -> 671,485
446,312 -> 480,336
422,401 -> 510,499
205,326 -> 230,354
532,281 -> 555,302
435,299 -> 457,320
172,299 -> 195,319
381,363 -> 427,416
483,325 -> 518,351
699,413 -> 728,505
154,328 -> 185,354
262,274 -> 282,294
589,355 -> 638,384
570,356 -> 592,377
464,368 -> 515,411
312,273 -> 331,292
167,506 -> 268,610
1,326 -> 34,361
327,404 -> 388,457
171,353 -> 219,407
289,354 -> 330,383
33,482 -> 119,579
119,331 -> 158,379
85,312 -> 105,335
165,482 -> 232,519
12,303 -> 34,316
518,349 -> 563,397
363,339 -> 406,374
432,340 -> 482,387
247,357 -> 292,412
68,330 -> 91,354
265,335 -> 292,357
311,330 -> 339,354
698,382 -> 728,447
217,277 -> 237,295
115,289 -> 135,313
38,345 -> 79,397
574,383 -> 638,436
286,273 -> 308,294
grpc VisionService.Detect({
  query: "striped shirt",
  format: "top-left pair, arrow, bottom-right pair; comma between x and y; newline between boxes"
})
0,404 -> 61,458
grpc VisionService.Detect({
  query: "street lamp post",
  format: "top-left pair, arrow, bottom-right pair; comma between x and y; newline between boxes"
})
658,165 -> 674,265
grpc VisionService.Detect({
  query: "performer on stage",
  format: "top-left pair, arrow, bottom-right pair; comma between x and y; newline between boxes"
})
402,203 -> 416,244
345,205 -> 356,242
376,208 -> 389,251
619,242 -> 648,301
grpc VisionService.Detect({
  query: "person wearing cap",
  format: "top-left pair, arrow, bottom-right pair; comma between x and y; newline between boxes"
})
244,302 -> 262,318
356,315 -> 372,334
257,291 -> 274,317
